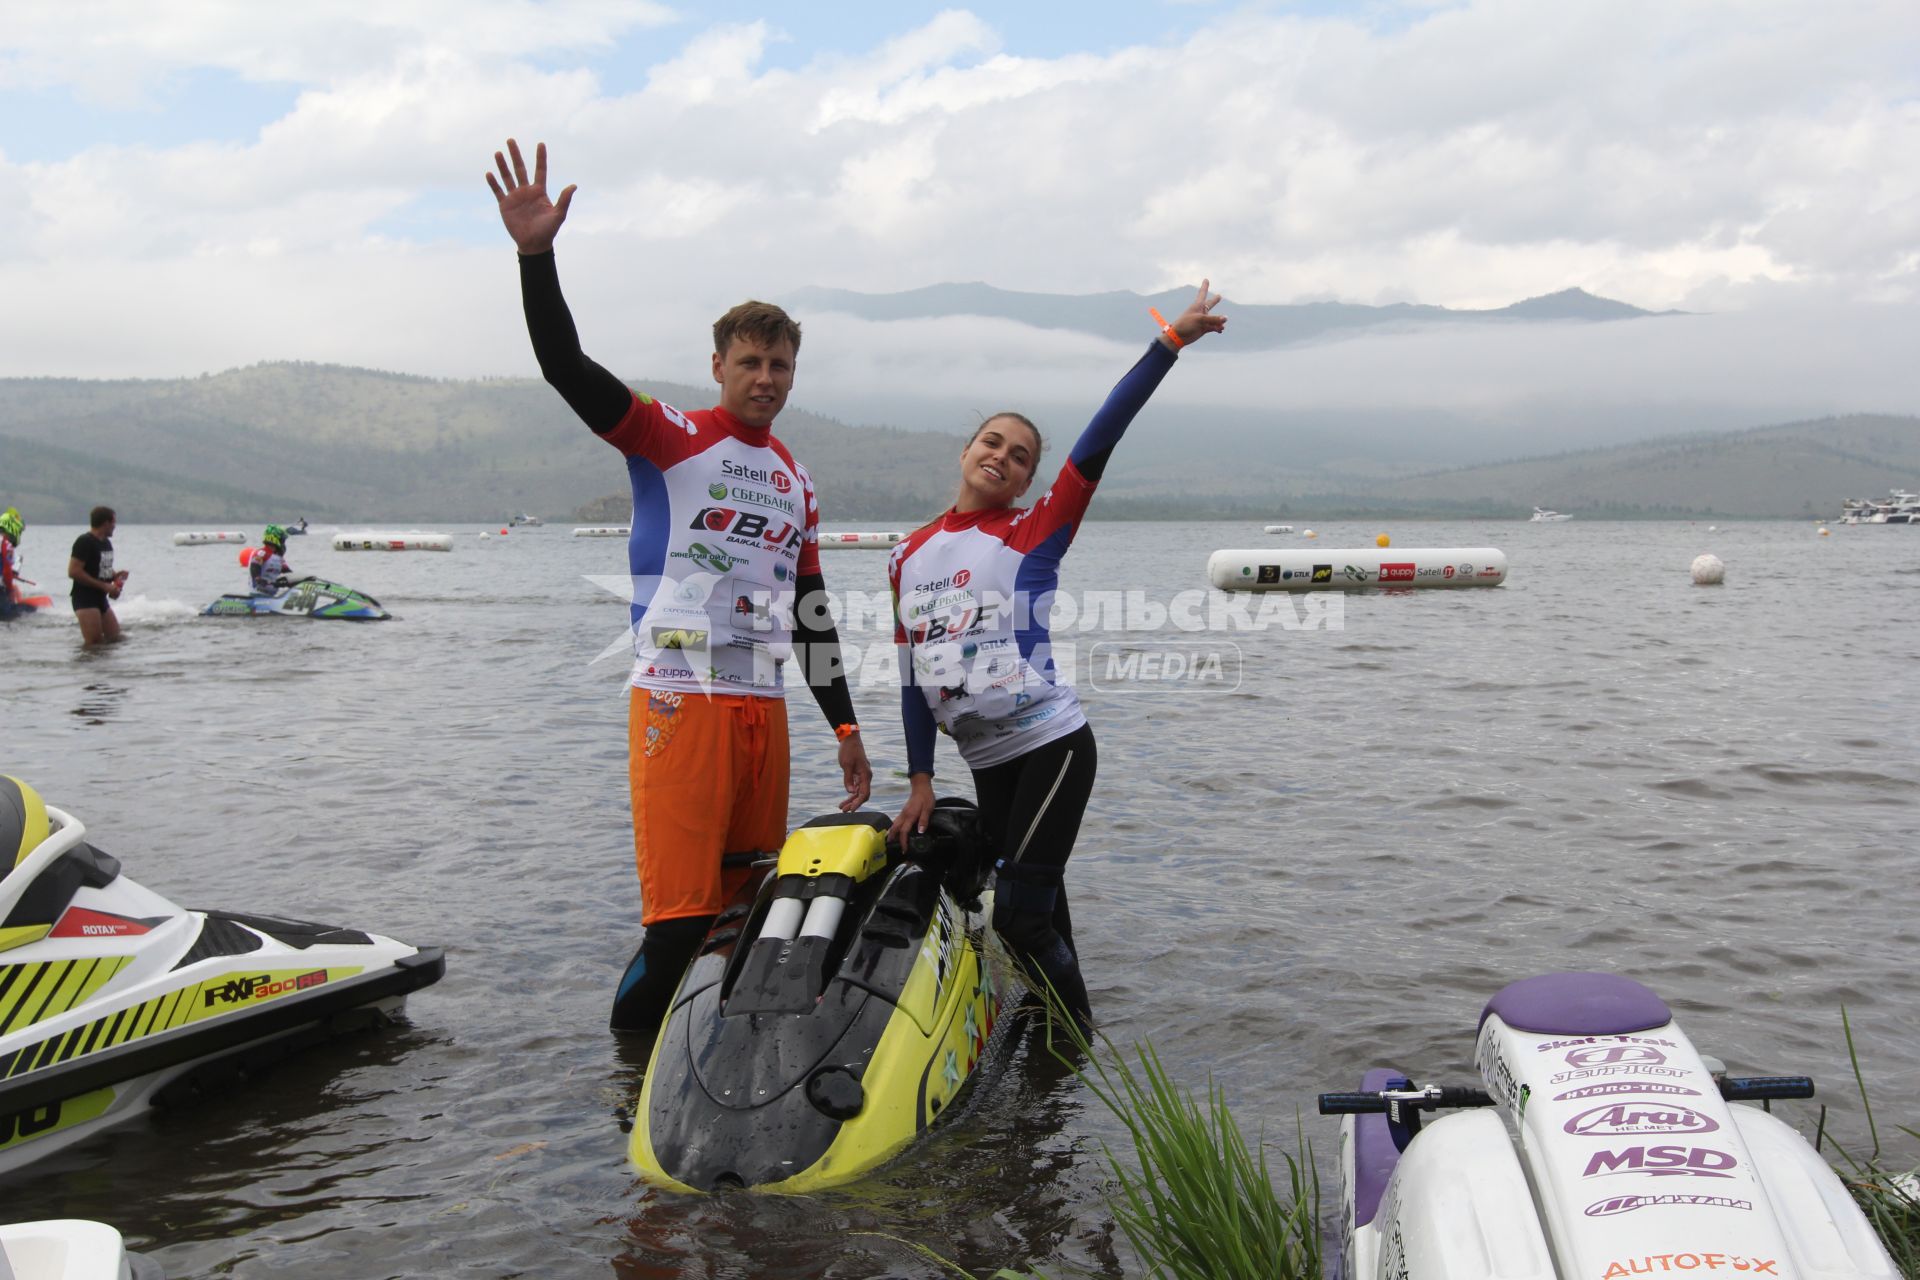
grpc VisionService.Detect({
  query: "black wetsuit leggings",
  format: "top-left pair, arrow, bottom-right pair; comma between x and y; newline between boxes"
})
971,723 -> 1098,1020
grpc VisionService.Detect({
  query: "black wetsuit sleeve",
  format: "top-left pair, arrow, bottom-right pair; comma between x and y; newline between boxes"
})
794,571 -> 857,729
518,251 -> 635,435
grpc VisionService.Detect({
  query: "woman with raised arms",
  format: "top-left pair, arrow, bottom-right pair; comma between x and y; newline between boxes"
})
886,282 -> 1226,1028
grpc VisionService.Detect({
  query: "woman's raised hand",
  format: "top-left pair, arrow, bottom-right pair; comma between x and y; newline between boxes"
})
487,139 -> 576,256
1171,278 -> 1228,346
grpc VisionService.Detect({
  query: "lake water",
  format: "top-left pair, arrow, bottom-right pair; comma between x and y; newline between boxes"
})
3,518 -> 1917,1278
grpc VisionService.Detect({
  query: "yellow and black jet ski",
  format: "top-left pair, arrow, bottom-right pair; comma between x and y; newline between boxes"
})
630,800 -> 1005,1193
0,777 -> 443,1178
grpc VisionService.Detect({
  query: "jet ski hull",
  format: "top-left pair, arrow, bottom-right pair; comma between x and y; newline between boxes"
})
0,803 -> 441,1177
201,578 -> 390,620
630,807 -> 1004,1193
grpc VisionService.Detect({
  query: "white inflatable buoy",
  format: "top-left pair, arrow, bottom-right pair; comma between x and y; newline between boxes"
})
819,531 -> 905,550
1209,547 -> 1509,591
331,530 -> 453,552
1707,525 -> 1718,532
173,531 -> 246,546
1302,529 -> 1317,539
1690,553 -> 1725,585
573,526 -> 632,538
1818,527 -> 1830,537
479,532 -> 491,539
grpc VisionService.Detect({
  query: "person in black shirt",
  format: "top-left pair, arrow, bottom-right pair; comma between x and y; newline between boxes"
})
68,506 -> 128,645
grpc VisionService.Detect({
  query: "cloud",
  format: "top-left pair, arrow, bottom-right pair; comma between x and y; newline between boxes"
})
0,0 -> 1917,391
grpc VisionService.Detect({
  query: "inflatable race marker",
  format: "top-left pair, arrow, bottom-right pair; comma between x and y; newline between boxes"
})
173,531 -> 247,546
331,530 -> 453,552
1208,547 -> 1508,591
819,531 -> 905,550
572,526 -> 631,538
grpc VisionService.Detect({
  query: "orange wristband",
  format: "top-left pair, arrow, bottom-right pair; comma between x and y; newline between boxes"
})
1149,306 -> 1184,349
835,723 -> 861,741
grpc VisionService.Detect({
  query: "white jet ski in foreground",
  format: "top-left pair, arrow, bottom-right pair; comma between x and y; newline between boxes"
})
0,1219 -> 162,1279
1,777 -> 443,1177
1323,971 -> 1898,1280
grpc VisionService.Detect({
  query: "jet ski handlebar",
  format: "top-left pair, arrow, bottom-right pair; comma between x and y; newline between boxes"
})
1318,1074 -> 1816,1116
1318,1086 -> 1494,1115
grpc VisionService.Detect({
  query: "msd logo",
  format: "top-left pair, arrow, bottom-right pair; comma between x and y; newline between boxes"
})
1583,1146 -> 1737,1179
1565,1103 -> 1720,1137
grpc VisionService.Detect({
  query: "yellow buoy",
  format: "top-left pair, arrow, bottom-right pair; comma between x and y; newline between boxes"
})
1376,533 -> 1391,548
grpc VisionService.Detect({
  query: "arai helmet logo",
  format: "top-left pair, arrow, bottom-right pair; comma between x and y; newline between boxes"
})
1565,1103 -> 1720,1136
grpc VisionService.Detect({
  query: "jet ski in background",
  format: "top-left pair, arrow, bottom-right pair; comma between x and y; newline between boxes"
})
1322,971 -> 1898,1280
0,1219 -> 163,1279
202,577 -> 390,621
0,777 -> 443,1178
631,799 -> 1007,1193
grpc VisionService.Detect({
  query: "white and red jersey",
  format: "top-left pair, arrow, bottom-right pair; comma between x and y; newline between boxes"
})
249,548 -> 289,590
605,392 -> 820,697
889,463 -> 1097,769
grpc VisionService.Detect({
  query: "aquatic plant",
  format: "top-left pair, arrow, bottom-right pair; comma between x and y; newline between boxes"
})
1819,1009 -> 1920,1278
1056,1019 -> 1321,1280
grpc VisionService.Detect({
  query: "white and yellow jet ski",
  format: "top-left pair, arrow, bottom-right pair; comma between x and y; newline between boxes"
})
0,777 -> 444,1178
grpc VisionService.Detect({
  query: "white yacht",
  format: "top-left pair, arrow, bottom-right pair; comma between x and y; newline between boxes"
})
1840,489 -> 1918,524
1529,507 -> 1573,522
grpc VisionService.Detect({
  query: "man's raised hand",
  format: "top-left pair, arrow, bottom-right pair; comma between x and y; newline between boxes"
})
487,138 -> 576,256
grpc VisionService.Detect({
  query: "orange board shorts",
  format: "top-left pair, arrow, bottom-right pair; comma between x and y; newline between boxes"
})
628,687 -> 790,926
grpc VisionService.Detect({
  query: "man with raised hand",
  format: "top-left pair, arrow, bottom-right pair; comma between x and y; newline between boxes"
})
489,138 -> 873,1033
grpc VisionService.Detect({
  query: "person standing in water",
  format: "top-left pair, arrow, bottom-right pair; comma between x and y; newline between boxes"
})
887,283 -> 1226,1028
488,138 -> 873,1033
68,506 -> 129,646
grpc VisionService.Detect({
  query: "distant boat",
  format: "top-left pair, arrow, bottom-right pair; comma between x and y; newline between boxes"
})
508,513 -> 543,527
1264,524 -> 1294,534
1529,507 -> 1573,522
1840,490 -> 1918,525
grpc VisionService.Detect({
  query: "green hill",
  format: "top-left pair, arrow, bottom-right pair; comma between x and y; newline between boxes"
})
2,363 -> 1913,522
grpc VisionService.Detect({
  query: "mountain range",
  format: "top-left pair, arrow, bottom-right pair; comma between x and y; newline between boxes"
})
1,284 -> 1910,523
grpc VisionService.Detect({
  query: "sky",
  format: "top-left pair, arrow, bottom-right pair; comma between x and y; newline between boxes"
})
2,0 -> 1918,430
